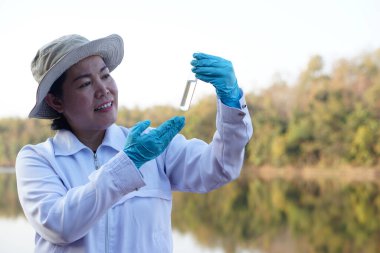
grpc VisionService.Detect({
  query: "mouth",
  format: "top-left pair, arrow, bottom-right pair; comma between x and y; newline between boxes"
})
94,101 -> 113,112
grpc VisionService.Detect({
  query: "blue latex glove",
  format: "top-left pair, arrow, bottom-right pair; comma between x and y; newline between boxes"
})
124,116 -> 185,169
191,52 -> 242,108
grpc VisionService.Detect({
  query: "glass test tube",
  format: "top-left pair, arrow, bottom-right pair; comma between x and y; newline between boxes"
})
179,72 -> 197,111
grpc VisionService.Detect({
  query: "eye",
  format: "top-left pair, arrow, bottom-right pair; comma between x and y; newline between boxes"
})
102,73 -> 111,80
78,81 -> 91,88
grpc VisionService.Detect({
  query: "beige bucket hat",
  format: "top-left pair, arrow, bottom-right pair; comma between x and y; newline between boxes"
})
29,34 -> 124,119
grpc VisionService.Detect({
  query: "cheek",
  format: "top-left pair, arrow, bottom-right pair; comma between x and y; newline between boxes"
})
110,81 -> 118,94
111,84 -> 118,102
63,94 -> 92,112
114,90 -> 118,104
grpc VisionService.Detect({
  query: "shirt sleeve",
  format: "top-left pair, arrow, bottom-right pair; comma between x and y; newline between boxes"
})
16,148 -> 145,245
164,93 -> 253,193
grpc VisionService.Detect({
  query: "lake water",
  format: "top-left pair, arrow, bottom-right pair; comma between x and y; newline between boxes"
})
0,170 -> 261,253
3,168 -> 380,252
0,216 -> 240,253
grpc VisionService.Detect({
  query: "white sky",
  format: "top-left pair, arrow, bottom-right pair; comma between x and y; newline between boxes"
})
0,0 -> 379,118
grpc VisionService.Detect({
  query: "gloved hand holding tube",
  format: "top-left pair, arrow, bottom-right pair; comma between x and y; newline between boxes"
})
124,116 -> 185,169
191,52 -> 242,109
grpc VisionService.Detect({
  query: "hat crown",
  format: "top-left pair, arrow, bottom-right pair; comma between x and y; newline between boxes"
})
31,34 -> 89,84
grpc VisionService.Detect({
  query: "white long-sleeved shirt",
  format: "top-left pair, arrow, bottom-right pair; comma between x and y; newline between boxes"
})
16,98 -> 253,253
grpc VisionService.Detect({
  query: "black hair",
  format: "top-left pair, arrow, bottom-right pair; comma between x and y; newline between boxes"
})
48,72 -> 72,131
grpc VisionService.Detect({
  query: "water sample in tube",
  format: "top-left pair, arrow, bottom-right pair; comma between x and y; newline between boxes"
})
180,73 -> 197,111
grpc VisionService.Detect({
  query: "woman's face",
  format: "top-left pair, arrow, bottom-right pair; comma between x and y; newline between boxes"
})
57,55 -> 118,134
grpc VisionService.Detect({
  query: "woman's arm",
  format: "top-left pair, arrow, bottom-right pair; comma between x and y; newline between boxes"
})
164,96 -> 253,193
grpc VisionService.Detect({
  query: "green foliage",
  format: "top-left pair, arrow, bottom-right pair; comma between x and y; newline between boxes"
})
0,118 -> 52,166
180,96 -> 217,142
116,105 -> 180,128
246,48 -> 380,168
1,48 -> 380,168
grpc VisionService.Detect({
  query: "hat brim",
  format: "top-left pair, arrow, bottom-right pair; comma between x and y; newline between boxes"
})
29,34 -> 124,119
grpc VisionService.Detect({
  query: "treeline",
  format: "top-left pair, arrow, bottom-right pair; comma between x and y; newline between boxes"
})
1,49 -> 380,168
248,49 -> 380,168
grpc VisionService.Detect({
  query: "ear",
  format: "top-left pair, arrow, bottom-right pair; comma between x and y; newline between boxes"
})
45,93 -> 64,113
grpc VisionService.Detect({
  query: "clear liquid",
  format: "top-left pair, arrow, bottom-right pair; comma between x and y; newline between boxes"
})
180,79 -> 197,111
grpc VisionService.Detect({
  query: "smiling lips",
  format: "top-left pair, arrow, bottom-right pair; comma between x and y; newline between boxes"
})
94,101 -> 113,112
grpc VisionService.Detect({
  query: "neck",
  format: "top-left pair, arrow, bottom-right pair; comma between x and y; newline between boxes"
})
72,129 -> 106,152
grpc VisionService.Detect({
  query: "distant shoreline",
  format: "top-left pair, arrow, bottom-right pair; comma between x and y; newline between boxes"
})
2,166 -> 380,184
246,166 -> 380,184
0,167 -> 15,174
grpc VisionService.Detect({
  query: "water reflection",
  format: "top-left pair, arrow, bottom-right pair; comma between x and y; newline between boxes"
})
3,170 -> 380,253
0,217 -> 230,253
172,173 -> 380,253
0,171 -> 258,253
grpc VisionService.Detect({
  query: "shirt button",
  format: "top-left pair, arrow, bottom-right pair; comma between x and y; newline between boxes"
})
242,104 -> 247,108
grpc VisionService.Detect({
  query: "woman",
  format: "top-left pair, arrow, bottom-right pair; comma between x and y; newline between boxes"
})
16,34 -> 253,252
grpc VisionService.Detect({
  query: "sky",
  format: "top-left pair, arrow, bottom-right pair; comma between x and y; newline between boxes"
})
0,0 -> 379,118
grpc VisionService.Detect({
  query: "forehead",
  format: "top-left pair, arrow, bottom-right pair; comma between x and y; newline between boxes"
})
67,55 -> 107,75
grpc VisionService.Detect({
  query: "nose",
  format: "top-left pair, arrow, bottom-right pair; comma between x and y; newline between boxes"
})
94,80 -> 110,98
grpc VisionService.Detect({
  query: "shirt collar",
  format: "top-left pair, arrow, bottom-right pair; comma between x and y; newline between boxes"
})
53,124 -> 126,156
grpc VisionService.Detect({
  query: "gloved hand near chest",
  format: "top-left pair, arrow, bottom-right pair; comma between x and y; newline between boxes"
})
191,52 -> 242,109
124,116 -> 185,169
